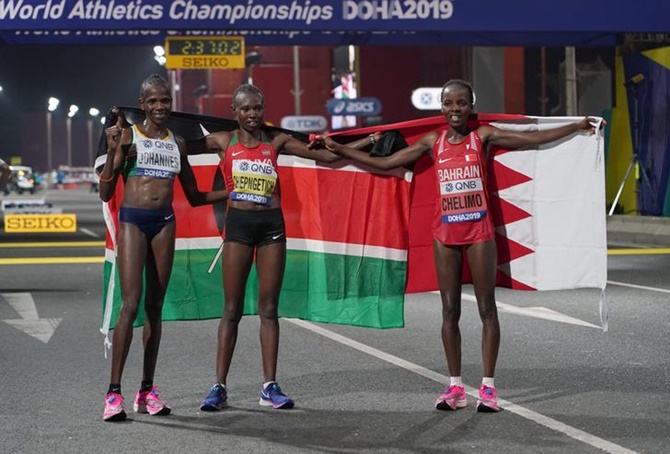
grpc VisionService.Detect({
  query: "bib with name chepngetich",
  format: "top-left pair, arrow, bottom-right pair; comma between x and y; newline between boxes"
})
223,131 -> 279,206
124,124 -> 181,180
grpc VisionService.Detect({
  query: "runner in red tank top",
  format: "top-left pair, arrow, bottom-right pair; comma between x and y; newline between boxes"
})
319,79 -> 599,413
190,84 -> 374,411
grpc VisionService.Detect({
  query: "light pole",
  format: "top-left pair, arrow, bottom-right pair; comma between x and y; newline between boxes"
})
66,104 -> 79,167
153,45 -> 181,111
87,107 -> 100,168
46,97 -> 59,172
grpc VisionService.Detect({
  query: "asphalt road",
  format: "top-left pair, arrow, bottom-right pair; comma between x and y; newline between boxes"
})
1,188 -> 668,453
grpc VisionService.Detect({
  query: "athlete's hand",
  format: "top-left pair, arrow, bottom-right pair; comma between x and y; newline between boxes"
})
576,117 -> 606,134
309,135 -> 339,153
105,107 -> 127,153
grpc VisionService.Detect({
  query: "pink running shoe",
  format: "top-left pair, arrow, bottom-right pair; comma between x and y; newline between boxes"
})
476,385 -> 501,412
134,386 -> 172,416
103,392 -> 127,422
435,385 -> 467,411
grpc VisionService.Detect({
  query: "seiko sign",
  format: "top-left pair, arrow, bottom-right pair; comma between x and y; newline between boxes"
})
280,115 -> 328,132
326,98 -> 382,117
411,87 -> 443,110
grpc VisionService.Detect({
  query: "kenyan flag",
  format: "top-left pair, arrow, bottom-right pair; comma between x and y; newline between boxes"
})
100,151 -> 411,338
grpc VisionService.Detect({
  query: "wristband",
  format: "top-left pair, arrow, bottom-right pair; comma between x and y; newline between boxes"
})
369,133 -> 377,145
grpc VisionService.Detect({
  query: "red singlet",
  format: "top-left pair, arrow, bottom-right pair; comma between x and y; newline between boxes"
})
431,130 -> 494,245
222,131 -> 280,206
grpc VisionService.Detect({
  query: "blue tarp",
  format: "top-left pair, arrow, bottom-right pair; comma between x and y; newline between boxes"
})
1,0 -> 669,46
623,51 -> 670,216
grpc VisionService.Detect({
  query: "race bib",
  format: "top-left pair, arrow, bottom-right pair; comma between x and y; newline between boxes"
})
134,138 -> 181,179
437,154 -> 488,224
230,159 -> 278,205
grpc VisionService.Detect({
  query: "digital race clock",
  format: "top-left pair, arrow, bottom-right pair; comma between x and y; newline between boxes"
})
165,36 -> 245,69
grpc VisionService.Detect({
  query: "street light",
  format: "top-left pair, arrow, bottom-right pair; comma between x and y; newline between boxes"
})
66,104 -> 79,167
46,97 -> 60,172
154,45 -> 181,111
87,107 -> 100,168
154,45 -> 166,65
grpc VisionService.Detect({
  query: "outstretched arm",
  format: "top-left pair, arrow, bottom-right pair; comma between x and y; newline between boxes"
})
274,132 -> 340,163
320,132 -> 437,170
177,135 -> 228,207
479,117 -> 599,149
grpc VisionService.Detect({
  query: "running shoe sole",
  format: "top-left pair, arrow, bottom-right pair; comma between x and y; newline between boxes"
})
435,399 -> 467,411
200,402 -> 227,411
103,411 -> 127,422
476,401 -> 500,413
259,398 -> 294,409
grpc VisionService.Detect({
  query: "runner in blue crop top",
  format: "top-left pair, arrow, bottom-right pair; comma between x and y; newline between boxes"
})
97,74 -> 228,422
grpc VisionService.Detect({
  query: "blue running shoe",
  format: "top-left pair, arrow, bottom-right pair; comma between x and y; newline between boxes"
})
200,384 -> 227,411
259,382 -> 294,409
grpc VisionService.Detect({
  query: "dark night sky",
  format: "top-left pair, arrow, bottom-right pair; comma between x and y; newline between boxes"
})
0,44 -> 168,162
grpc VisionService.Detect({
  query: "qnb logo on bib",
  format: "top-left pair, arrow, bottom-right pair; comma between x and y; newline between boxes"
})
141,139 -> 176,151
439,164 -> 487,224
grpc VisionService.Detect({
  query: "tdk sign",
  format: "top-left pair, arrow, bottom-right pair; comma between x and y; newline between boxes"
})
280,115 -> 328,132
326,98 -> 382,117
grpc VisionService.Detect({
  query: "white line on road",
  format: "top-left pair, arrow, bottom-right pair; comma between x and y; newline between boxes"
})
287,318 -> 637,454
79,227 -> 99,238
607,280 -> 670,294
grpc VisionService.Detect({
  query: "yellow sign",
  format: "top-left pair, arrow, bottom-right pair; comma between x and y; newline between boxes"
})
4,214 -> 77,233
165,37 -> 245,70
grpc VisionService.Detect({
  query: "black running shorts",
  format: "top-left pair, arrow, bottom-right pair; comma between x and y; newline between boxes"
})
224,207 -> 286,247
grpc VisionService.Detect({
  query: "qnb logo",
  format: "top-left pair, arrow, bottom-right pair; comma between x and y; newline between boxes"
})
153,141 -> 175,151
342,0 -> 455,20
143,140 -> 153,149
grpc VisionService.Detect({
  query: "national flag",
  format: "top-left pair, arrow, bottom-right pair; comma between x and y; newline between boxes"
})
98,110 -> 607,340
323,114 -> 607,294
97,109 -> 411,342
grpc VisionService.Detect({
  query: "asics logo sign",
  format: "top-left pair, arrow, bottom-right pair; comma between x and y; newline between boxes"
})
326,98 -> 382,117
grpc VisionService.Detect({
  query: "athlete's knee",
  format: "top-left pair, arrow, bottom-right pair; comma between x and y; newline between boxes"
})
222,302 -> 244,323
477,300 -> 499,323
119,299 -> 141,321
144,300 -> 165,321
257,298 -> 279,321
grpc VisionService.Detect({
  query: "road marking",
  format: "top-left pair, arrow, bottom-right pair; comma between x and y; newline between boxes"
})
607,280 -> 670,294
0,257 -> 104,265
608,248 -> 670,255
79,227 -> 100,238
1,292 -> 61,343
288,318 -> 636,454
432,291 -> 599,329
0,241 -> 105,248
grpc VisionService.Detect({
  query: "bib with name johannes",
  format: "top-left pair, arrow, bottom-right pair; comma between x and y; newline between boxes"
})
125,124 -> 181,180
223,131 -> 279,206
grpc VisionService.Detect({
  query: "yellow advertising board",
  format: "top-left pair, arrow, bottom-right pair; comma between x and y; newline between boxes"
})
4,214 -> 77,233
